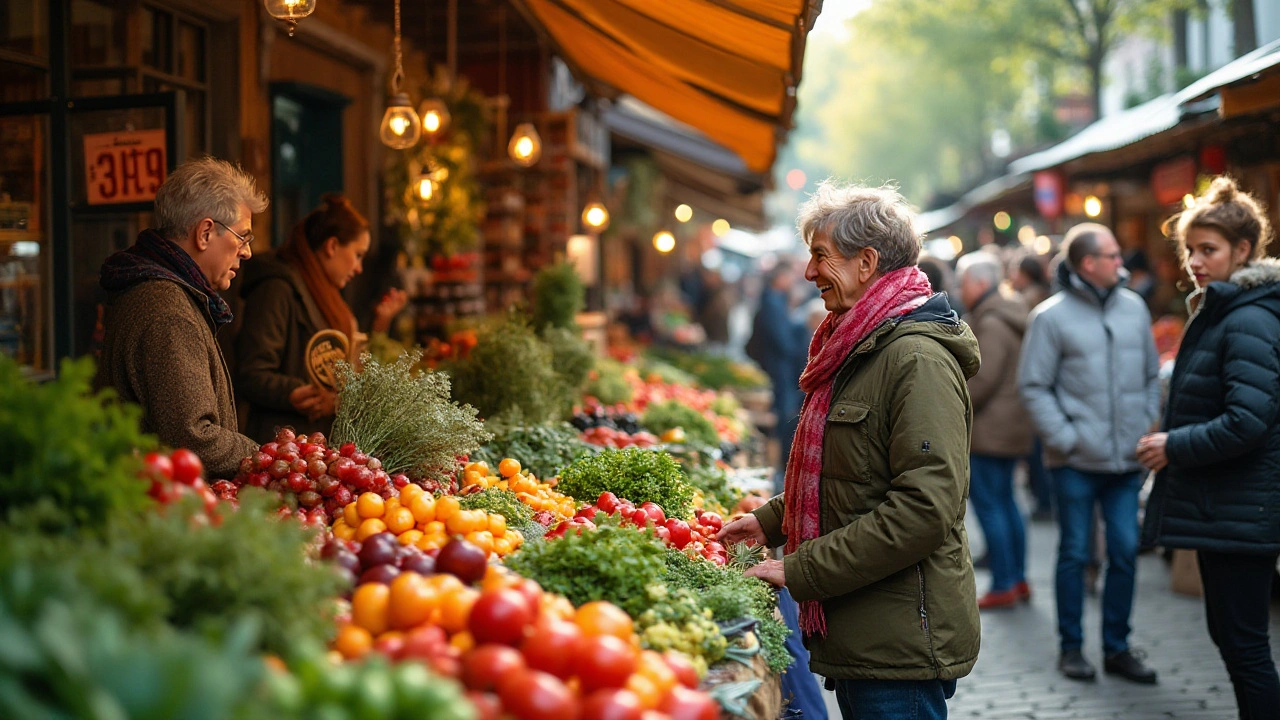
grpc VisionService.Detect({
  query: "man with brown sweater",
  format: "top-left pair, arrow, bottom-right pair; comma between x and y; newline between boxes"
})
957,251 -> 1034,610
96,157 -> 263,478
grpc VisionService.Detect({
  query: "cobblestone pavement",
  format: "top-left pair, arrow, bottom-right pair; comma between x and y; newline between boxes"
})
816,518 -> 1280,719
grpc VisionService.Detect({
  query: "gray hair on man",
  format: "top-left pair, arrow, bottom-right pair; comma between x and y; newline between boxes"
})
1062,222 -> 1114,270
796,180 -> 922,273
956,251 -> 1004,290
154,156 -> 268,241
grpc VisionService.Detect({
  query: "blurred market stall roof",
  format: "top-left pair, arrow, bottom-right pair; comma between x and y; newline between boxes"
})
513,0 -> 823,174
715,226 -> 798,259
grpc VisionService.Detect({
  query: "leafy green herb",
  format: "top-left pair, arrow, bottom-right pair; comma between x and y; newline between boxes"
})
643,347 -> 769,390
585,358 -> 635,405
458,488 -> 534,527
333,351 -> 491,480
557,448 -> 695,518
472,423 -> 593,480
531,262 -> 585,331
642,401 -> 721,448
680,463 -> 746,514
0,355 -> 156,534
542,326 -> 595,415
504,525 -> 666,616
446,315 -> 569,424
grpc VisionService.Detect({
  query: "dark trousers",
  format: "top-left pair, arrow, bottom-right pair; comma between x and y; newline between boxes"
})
834,678 -> 956,720
1198,550 -> 1280,719
1027,436 -> 1052,515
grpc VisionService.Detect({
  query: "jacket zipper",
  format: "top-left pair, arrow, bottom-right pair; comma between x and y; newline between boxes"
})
916,564 -> 939,673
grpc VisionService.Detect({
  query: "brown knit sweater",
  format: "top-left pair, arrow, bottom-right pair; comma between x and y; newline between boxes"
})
94,279 -> 258,478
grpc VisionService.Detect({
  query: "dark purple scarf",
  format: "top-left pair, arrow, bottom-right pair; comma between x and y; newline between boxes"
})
100,229 -> 233,326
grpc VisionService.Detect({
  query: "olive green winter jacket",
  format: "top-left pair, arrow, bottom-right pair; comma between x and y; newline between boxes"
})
754,294 -> 982,681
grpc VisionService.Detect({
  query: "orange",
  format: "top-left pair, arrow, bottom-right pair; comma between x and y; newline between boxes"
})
351,583 -> 391,635
465,461 -> 489,475
399,483 -> 424,505
626,673 -> 662,710
493,538 -> 513,556
438,585 -> 480,634
466,530 -> 495,557
575,601 -> 634,640
384,496 -> 402,515
415,533 -> 444,552
357,492 -> 386,519
408,494 -> 437,524
487,514 -> 508,535
435,495 -> 461,524
450,630 -> 476,653
463,469 -> 485,487
334,624 -> 373,659
386,507 -> 416,534
422,520 -> 445,536
397,529 -> 424,546
636,650 -> 678,695
425,572 -> 466,595
343,502 -> 361,527
332,522 -> 356,542
389,572 -> 439,629
356,517 -> 388,542
498,458 -> 521,478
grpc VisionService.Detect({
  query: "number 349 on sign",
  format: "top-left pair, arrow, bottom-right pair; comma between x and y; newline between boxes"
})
83,129 -> 167,205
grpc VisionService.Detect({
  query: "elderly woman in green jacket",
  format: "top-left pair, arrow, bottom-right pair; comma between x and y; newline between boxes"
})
720,181 -> 981,719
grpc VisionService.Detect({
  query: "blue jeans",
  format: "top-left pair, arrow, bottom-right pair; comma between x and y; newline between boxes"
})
776,588 -> 828,720
1027,436 -> 1052,515
1053,467 -> 1142,655
834,678 -> 956,720
968,455 -> 1026,593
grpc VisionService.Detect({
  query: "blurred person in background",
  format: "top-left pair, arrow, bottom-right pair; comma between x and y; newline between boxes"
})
747,257 -> 809,490
1139,177 -> 1280,718
957,251 -> 1033,610
1010,250 -> 1054,521
1019,223 -> 1161,684
237,194 -> 406,443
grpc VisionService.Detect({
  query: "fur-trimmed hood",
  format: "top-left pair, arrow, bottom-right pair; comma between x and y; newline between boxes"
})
1189,257 -> 1280,320
1229,257 -> 1280,290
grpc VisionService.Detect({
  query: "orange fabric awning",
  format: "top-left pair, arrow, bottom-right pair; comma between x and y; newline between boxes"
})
516,0 -> 821,174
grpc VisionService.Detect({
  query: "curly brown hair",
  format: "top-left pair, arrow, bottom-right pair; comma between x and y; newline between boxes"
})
1166,176 -> 1273,264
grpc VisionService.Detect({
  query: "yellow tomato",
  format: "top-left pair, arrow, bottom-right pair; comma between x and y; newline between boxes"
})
343,502 -> 361,527
356,517 -> 388,542
408,494 -> 437,524
357,493 -> 385,519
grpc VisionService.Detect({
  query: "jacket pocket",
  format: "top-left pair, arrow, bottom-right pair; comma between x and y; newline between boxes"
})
824,401 -> 874,484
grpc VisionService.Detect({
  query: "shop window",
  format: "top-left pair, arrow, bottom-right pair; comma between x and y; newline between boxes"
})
270,84 -> 349,245
2,0 -> 49,59
0,114 -> 51,374
0,61 -> 50,103
70,0 -> 126,68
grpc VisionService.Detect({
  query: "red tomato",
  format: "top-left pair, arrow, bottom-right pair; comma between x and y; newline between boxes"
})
662,652 -> 699,689
469,589 -> 536,646
640,503 -> 666,525
704,542 -> 725,557
598,493 -> 620,514
660,687 -> 718,720
574,634 -> 638,693
629,508 -> 650,527
373,633 -> 406,660
170,448 -> 203,486
664,519 -> 692,550
401,625 -> 449,661
462,644 -> 527,692
521,619 -> 583,679
698,513 -> 724,532
576,506 -> 598,521
499,670 -> 580,720
142,452 -> 174,481
581,689 -> 644,720
512,577 -> 544,615
654,526 -> 671,543
467,691 -> 503,720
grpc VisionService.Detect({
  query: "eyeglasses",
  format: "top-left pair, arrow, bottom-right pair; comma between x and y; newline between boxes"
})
213,219 -> 254,251
1090,251 -> 1123,261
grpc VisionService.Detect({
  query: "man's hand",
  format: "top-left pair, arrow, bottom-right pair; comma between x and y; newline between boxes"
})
718,513 -> 767,546
1136,432 -> 1169,472
745,559 -> 786,587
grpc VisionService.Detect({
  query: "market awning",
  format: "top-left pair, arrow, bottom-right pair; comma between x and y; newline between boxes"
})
513,0 -> 822,174
606,97 -> 769,230
1177,38 -> 1280,118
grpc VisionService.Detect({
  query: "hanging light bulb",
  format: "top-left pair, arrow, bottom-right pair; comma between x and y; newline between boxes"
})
653,230 -> 676,254
264,0 -> 316,37
414,174 -> 439,202
508,122 -> 541,167
379,0 -> 420,150
418,98 -> 451,138
582,201 -> 609,232
674,204 -> 693,223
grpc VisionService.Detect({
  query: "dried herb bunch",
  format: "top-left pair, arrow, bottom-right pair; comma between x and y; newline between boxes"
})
332,351 -> 491,479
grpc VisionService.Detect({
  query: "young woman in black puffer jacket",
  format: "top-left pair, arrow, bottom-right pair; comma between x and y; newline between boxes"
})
1138,176 -> 1280,719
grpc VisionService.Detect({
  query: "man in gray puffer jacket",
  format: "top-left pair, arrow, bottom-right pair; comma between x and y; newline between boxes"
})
1018,223 -> 1161,685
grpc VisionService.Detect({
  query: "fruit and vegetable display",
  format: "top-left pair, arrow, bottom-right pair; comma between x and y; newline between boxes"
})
0,297 -> 789,720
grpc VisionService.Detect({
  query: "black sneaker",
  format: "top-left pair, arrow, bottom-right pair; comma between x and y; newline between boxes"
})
1058,650 -> 1097,681
1104,649 -> 1158,684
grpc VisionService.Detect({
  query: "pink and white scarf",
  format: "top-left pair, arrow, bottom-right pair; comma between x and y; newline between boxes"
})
784,265 -> 933,637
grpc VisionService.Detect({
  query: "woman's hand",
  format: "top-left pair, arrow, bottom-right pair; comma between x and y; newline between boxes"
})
1137,432 -> 1169,471
289,384 -> 336,420
307,388 -> 338,421
717,513 -> 767,547
371,288 -> 409,333
745,559 -> 786,587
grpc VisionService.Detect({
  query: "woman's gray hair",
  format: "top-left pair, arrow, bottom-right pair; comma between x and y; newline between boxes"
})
796,180 -> 922,273
955,251 -> 1003,289
154,156 -> 268,240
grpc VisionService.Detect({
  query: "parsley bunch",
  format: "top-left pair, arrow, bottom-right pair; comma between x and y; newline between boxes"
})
557,448 -> 695,519
504,525 -> 666,616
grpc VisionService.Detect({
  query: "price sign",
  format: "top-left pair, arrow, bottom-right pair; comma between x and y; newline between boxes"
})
83,129 -> 167,205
